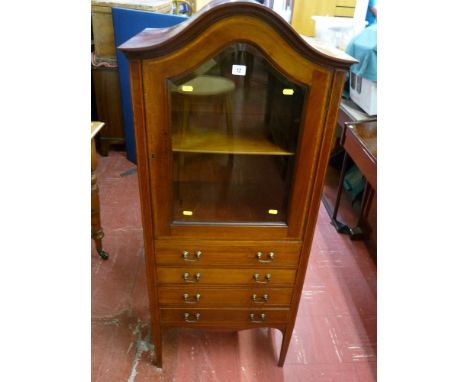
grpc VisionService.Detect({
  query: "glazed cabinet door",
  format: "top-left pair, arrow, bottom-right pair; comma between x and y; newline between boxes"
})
140,16 -> 334,240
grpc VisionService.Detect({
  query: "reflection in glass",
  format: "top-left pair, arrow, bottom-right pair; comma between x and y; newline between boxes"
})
169,43 -> 306,224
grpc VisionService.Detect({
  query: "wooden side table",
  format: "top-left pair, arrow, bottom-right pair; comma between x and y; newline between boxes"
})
331,119 -> 377,239
91,121 -> 109,260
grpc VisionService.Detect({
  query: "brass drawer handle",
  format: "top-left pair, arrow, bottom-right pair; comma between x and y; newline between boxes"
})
252,293 -> 269,304
249,313 -> 266,323
183,293 -> 201,303
184,312 -> 200,322
183,272 -> 201,282
253,273 -> 271,284
256,252 -> 275,263
181,250 -> 202,262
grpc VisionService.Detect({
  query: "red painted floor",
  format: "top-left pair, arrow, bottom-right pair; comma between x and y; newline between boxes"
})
92,151 -> 377,382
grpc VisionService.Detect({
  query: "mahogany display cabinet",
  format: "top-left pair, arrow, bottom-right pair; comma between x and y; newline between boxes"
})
119,0 -> 356,368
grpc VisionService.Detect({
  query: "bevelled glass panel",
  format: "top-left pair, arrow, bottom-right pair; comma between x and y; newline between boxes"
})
168,43 -> 306,224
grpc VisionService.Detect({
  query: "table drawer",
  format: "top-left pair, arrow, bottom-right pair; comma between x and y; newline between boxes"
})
160,308 -> 289,324
154,240 -> 301,267
158,287 -> 293,307
157,267 -> 296,286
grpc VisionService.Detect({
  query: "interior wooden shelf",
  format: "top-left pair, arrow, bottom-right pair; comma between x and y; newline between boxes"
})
172,181 -> 288,223
171,130 -> 295,156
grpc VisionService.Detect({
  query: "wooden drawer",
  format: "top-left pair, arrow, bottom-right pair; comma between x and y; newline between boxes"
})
154,240 -> 302,267
156,267 -> 297,286
160,308 -> 289,324
158,287 -> 293,307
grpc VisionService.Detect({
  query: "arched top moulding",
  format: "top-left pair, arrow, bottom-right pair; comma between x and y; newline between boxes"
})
118,0 -> 357,70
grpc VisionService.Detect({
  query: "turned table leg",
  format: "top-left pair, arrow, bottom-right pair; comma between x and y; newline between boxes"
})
91,130 -> 109,260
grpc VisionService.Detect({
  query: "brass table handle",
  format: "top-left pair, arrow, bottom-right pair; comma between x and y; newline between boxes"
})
256,252 -> 275,263
183,293 -> 201,303
183,272 -> 201,282
252,293 -> 269,304
182,250 -> 202,262
253,273 -> 271,284
184,312 -> 200,322
249,313 -> 266,323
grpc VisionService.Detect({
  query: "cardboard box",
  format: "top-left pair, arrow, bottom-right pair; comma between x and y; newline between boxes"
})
349,72 -> 376,116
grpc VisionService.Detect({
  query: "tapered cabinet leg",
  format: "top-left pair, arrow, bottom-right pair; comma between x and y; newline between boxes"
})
278,326 -> 293,367
154,345 -> 162,368
152,326 -> 162,368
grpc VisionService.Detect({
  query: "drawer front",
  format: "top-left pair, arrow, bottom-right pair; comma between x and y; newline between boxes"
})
158,287 -> 293,307
160,308 -> 289,324
157,267 -> 297,286
154,240 -> 301,267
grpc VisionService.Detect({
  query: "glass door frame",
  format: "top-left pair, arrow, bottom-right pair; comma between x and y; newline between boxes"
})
140,16 -> 334,240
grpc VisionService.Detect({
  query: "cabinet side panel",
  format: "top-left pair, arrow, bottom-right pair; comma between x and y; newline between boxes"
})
293,70 -> 347,308
278,70 -> 347,365
128,60 -> 162,362
301,70 -> 347,255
